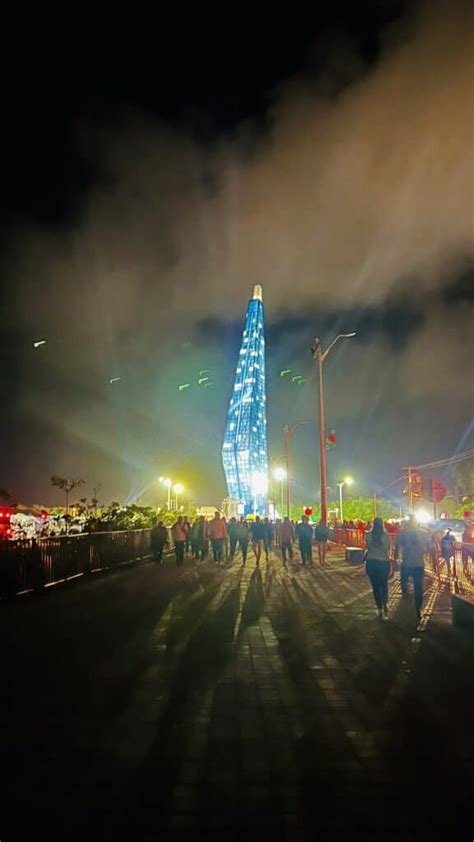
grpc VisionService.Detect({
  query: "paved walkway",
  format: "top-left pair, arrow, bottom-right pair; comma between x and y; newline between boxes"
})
0,545 -> 472,841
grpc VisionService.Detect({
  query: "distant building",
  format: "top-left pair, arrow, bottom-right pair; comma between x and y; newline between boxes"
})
220,497 -> 243,520
222,284 -> 268,515
196,506 -> 219,520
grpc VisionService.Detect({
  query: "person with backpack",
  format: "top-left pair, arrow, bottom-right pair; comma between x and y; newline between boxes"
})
365,517 -> 391,619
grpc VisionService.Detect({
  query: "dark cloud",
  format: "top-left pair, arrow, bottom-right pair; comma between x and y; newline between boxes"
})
1,0 -> 473,506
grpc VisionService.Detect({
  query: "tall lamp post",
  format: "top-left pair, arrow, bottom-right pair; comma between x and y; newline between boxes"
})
274,467 -> 286,516
283,422 -> 308,518
311,333 -> 356,525
174,483 -> 184,511
337,477 -> 354,523
159,477 -> 172,509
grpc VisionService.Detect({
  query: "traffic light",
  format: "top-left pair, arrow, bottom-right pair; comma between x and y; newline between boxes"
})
411,473 -> 423,498
326,430 -> 336,450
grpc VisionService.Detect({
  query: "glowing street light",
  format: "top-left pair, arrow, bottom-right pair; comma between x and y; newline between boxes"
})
174,483 -> 184,510
159,477 -> 172,509
337,477 -> 354,522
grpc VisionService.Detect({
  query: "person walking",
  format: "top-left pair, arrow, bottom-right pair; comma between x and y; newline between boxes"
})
365,516 -> 391,619
263,517 -> 274,560
183,518 -> 192,554
280,516 -> 295,567
440,528 -> 455,578
228,517 -> 239,560
236,517 -> 250,563
274,518 -> 282,548
172,516 -> 186,567
193,516 -> 207,560
250,516 -> 266,565
314,520 -> 330,565
151,520 -> 168,563
207,511 -> 228,564
222,517 -> 230,562
296,516 -> 313,566
395,516 -> 428,622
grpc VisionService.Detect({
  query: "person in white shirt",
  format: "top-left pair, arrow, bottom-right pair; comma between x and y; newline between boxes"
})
365,517 -> 391,619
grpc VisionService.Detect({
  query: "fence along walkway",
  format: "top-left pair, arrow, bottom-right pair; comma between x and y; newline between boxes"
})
329,525 -> 474,593
0,529 -> 154,598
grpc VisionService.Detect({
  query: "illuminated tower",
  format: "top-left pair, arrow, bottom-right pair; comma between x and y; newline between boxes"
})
222,284 -> 268,515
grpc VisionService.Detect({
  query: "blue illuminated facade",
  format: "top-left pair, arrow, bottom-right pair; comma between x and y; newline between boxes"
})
222,285 -> 268,515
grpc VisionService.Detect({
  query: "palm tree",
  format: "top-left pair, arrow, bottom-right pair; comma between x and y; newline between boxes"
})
50,477 -> 85,526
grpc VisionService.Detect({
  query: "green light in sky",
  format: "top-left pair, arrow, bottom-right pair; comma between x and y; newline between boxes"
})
178,384 -> 191,392
292,375 -> 303,382
198,377 -> 210,384
280,369 -> 292,377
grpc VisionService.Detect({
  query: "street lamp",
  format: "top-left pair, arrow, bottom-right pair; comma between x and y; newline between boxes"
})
311,333 -> 356,524
159,477 -> 172,509
283,422 -> 308,518
337,477 -> 354,523
174,483 -> 184,510
273,467 -> 286,515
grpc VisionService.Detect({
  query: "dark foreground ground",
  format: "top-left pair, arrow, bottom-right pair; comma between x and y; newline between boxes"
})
1,546 -> 473,841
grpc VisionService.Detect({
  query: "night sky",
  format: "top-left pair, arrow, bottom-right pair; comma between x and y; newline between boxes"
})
0,1 -> 472,509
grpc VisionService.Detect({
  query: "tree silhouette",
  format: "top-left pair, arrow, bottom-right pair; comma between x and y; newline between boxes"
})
50,477 -> 85,527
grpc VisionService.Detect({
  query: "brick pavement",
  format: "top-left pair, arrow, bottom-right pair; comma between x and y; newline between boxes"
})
0,544 -> 472,841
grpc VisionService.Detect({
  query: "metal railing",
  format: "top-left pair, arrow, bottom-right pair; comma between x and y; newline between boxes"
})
328,526 -> 474,586
0,529 -> 154,599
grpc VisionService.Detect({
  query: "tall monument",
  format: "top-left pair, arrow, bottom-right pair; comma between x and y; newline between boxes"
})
222,284 -> 268,515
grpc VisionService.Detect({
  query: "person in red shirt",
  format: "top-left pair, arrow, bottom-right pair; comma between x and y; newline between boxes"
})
206,512 -> 228,563
172,517 -> 186,566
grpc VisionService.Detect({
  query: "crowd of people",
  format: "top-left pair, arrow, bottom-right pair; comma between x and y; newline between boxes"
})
150,510 -> 474,626
150,512 -> 331,569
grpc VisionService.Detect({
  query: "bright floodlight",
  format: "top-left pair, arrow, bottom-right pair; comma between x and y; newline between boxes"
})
344,476 -> 354,486
415,509 -> 431,524
274,467 -> 286,481
174,483 -> 184,494
251,471 -> 268,496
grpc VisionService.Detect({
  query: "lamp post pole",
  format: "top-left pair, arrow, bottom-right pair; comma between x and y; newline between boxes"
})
338,482 -> 344,523
283,422 -> 308,519
311,333 -> 356,525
